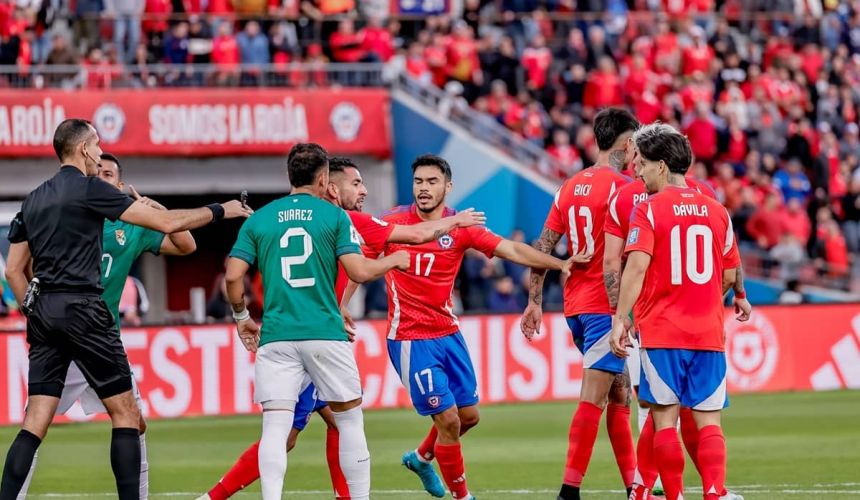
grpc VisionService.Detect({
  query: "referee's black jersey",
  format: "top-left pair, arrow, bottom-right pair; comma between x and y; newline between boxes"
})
12,165 -> 134,291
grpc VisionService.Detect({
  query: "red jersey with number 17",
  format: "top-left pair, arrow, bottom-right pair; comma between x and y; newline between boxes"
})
334,211 -> 395,302
606,177 -> 717,240
381,205 -> 503,341
624,187 -> 740,351
544,166 -> 630,316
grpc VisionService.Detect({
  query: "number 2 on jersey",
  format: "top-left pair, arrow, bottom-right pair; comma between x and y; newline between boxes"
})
568,206 -> 594,254
670,224 -> 714,285
280,227 -> 315,288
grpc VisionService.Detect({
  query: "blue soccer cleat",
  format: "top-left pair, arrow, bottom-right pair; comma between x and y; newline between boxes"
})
402,450 -> 446,498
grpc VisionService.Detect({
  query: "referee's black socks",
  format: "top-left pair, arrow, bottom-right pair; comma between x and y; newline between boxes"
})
110,427 -> 141,500
0,429 -> 41,500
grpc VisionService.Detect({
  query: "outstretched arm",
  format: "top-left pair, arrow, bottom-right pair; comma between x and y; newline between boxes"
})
525,226 -> 563,307
128,185 -> 198,256
388,209 -> 486,244
120,200 -> 251,234
339,251 -> 410,283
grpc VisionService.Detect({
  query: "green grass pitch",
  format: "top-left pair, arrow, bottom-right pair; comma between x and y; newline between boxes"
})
2,391 -> 858,499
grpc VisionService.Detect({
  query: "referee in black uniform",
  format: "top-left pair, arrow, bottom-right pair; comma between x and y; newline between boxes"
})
0,119 -> 252,500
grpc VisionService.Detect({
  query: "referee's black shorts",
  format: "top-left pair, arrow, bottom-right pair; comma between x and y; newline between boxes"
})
26,292 -> 132,400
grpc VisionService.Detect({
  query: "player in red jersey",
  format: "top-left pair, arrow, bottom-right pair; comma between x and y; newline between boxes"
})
377,154 -> 582,500
603,129 -> 750,500
520,108 -> 640,500
609,124 -> 742,500
197,157 -> 486,500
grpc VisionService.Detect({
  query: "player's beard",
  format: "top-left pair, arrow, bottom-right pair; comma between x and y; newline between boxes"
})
416,196 -> 444,214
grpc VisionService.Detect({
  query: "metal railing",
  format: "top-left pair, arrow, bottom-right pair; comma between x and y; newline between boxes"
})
393,72 -> 564,181
739,244 -> 860,294
0,62 -> 387,90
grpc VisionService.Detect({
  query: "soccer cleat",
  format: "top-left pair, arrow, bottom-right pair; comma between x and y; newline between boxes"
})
720,492 -> 744,500
401,450 -> 446,498
194,495 -> 212,500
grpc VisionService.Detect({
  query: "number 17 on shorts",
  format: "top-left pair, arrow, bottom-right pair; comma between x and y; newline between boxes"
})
386,332 -> 479,416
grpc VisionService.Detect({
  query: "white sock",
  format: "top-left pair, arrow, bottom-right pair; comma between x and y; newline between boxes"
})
332,407 -> 371,500
139,434 -> 149,500
259,410 -> 294,500
16,450 -> 37,500
637,406 -> 649,433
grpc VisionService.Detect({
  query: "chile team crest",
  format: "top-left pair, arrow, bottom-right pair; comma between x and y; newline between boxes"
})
438,234 -> 454,249
115,229 -> 126,246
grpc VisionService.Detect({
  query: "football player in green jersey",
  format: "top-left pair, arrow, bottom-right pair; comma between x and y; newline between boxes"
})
225,143 -> 410,500
14,153 -> 198,500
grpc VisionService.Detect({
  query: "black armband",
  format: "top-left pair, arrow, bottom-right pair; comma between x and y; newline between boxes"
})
8,212 -> 27,243
206,203 -> 225,222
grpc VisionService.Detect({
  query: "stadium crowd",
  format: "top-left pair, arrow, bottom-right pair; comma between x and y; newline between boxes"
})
2,0 -> 860,316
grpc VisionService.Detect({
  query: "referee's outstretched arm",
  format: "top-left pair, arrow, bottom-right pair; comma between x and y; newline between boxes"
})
120,198 -> 252,234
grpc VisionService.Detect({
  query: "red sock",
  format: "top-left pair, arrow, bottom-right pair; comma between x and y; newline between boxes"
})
679,407 -> 701,473
326,427 -> 350,498
697,425 -> 727,499
606,404 -> 636,488
417,425 -> 439,462
434,442 -> 470,499
562,401 -> 603,487
653,428 -> 685,500
209,441 -> 261,500
635,412 -> 658,489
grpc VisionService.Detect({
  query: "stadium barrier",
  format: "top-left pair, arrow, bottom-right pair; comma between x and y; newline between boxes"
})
0,87 -> 391,157
0,305 -> 858,425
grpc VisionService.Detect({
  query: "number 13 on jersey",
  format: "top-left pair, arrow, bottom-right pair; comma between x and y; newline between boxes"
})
568,206 -> 594,254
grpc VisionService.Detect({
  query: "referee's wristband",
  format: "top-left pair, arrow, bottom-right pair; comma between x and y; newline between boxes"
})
734,290 -> 746,299
232,309 -> 250,322
207,203 -> 225,222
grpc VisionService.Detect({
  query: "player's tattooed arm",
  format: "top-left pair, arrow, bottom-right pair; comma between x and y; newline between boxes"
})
527,227 -> 563,306
733,264 -> 746,295
389,209 -> 487,245
603,233 -> 625,309
721,267 -> 738,295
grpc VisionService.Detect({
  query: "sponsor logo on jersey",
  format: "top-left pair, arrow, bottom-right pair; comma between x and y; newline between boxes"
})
627,228 -> 639,245
725,311 -> 779,390
438,234 -> 454,249
329,102 -> 362,142
115,229 -> 126,246
92,103 -> 126,144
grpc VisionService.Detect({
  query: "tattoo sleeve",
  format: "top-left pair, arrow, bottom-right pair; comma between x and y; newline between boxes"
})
528,227 -> 563,305
733,264 -> 745,294
604,269 -> 620,309
231,300 -> 246,313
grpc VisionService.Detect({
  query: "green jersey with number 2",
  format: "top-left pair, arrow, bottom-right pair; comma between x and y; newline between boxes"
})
101,219 -> 164,327
229,193 -> 361,346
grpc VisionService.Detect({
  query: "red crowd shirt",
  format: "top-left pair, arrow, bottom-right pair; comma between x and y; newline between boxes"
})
625,187 -> 740,351
522,47 -> 552,89
545,166 -> 631,316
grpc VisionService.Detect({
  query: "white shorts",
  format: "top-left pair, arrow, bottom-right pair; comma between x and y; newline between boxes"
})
627,336 -> 642,387
254,340 -> 362,405
57,362 -> 143,416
